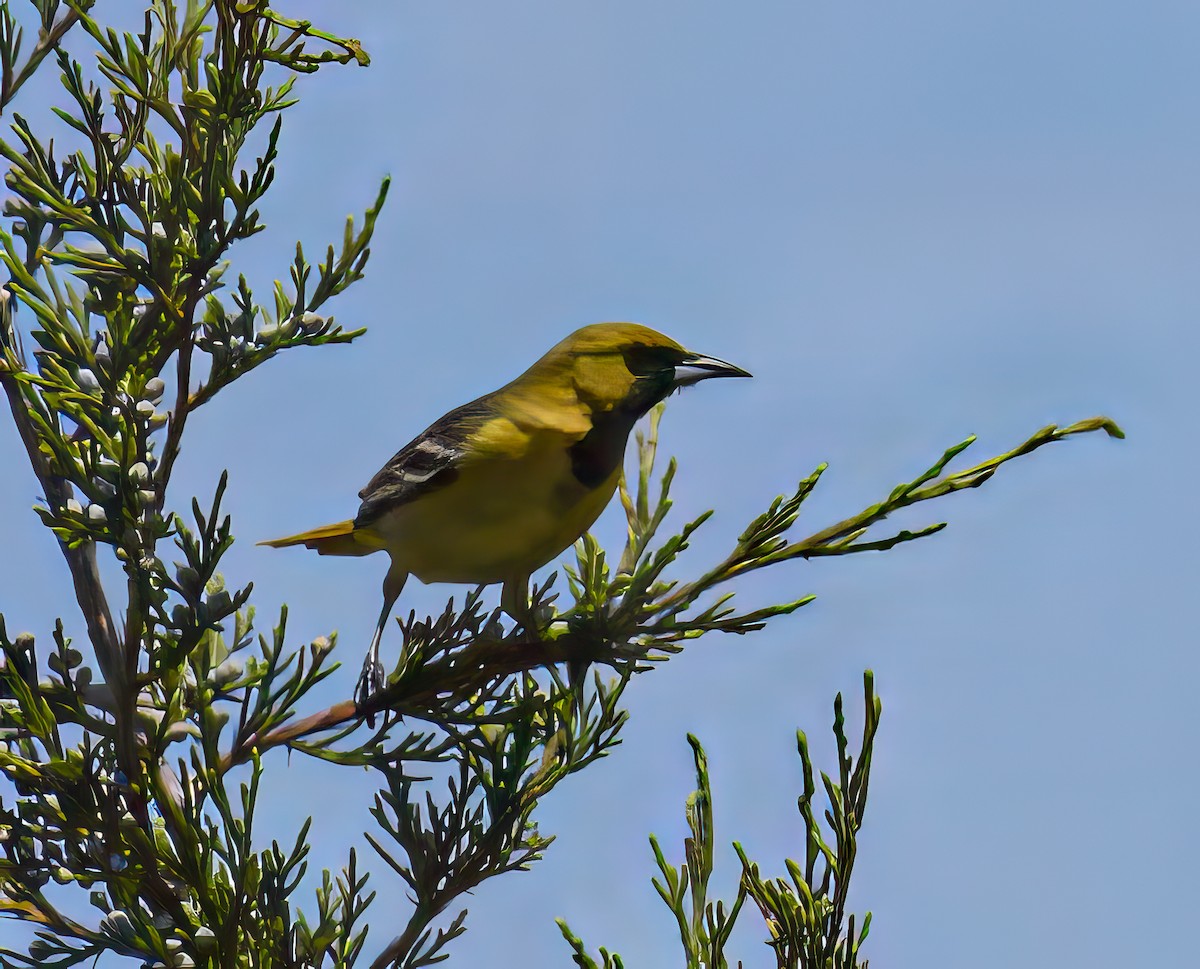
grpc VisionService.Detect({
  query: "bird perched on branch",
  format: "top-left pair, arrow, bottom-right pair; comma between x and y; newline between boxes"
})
261,322 -> 750,707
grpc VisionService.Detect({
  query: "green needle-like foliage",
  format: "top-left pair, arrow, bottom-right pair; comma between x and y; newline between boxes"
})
559,673 -> 879,969
0,3 -> 1121,967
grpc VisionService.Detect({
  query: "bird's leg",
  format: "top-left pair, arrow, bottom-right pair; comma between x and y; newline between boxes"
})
357,563 -> 407,715
500,574 -> 537,636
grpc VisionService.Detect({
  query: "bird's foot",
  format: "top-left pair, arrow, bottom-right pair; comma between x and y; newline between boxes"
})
355,653 -> 387,725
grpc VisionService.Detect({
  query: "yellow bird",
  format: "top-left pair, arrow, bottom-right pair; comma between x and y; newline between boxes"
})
261,322 -> 750,704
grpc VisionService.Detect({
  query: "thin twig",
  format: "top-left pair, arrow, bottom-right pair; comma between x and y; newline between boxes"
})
220,630 -> 602,771
0,10 -> 82,113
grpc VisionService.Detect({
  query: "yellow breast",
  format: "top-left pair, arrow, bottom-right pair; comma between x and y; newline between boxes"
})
360,435 -> 621,585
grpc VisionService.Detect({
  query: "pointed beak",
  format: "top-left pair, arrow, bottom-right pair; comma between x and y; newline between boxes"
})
672,351 -> 752,388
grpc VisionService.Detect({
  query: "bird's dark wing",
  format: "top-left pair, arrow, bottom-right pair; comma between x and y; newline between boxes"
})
354,392 -> 499,527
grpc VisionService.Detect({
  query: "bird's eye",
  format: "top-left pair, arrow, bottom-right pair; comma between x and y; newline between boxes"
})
623,344 -> 682,376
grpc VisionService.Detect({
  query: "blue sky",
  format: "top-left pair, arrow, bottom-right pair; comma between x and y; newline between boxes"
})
1,1 -> 1196,965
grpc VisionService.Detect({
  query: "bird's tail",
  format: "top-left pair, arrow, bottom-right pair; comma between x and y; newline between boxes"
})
258,520 -> 373,557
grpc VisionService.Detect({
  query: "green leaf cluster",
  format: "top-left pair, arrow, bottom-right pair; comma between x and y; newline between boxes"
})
559,673 -> 878,969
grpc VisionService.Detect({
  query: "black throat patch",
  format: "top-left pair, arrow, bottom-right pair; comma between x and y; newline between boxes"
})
569,372 -> 674,488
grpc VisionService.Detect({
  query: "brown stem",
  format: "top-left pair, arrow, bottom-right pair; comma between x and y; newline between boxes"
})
220,632 -> 605,772
0,375 -> 122,684
153,324 -> 195,498
0,364 -> 194,926
0,365 -> 153,842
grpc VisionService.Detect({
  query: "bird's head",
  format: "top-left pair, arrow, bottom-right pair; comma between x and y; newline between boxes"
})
530,322 -> 750,418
